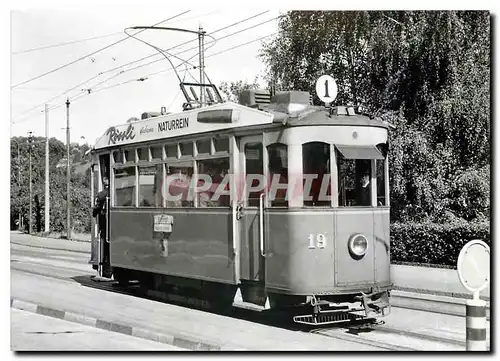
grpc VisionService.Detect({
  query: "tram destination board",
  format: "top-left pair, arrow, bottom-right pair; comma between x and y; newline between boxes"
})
153,214 -> 173,233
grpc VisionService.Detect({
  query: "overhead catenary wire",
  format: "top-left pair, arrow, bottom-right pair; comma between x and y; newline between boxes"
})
90,11 -> 271,79
11,10 -> 191,89
84,15 -> 281,89
12,32 -> 123,55
16,31 -> 279,120
53,32 -> 279,106
11,11 -> 271,122
123,26 -> 217,84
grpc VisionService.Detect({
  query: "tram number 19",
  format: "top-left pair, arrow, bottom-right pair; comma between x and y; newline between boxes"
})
308,233 -> 327,249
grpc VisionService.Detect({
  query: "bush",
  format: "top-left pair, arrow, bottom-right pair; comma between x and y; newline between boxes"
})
390,221 -> 490,268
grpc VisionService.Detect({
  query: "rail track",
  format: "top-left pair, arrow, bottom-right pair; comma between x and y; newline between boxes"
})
11,244 -> 489,351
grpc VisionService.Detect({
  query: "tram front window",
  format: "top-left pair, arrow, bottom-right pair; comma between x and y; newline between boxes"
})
338,157 -> 372,207
303,142 -> 331,206
268,143 -> 288,207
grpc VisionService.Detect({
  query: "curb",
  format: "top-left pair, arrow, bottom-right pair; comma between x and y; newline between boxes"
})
17,231 -> 92,244
10,241 -> 90,255
10,298 -> 232,351
391,290 -> 490,320
392,286 -> 490,301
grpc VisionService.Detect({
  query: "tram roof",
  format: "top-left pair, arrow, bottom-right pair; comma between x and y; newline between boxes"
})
93,101 -> 388,150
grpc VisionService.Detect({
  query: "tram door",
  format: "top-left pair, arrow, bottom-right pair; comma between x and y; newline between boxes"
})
98,154 -> 111,274
90,158 -> 100,267
238,136 -> 267,303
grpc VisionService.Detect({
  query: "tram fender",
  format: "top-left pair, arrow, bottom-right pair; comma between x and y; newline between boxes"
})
356,289 -> 390,317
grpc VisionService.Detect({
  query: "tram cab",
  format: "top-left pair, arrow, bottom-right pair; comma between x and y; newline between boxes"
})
89,86 -> 391,325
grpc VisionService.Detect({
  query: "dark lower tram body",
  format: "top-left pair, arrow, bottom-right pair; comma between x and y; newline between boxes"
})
90,207 -> 391,325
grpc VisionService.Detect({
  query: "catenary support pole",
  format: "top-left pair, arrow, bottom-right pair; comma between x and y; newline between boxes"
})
28,132 -> 33,234
45,104 -> 50,233
66,98 -> 71,240
198,25 -> 205,107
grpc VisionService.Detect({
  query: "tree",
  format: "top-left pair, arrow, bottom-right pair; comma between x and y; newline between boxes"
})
10,136 -> 91,233
259,10 -> 490,223
219,76 -> 261,102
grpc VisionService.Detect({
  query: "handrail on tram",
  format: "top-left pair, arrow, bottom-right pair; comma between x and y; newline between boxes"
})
259,193 -> 265,257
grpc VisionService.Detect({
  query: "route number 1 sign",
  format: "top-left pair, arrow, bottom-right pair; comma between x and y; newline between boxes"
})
315,75 -> 338,104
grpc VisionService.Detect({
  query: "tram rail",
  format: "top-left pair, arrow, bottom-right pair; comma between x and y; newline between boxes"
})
11,245 -> 488,351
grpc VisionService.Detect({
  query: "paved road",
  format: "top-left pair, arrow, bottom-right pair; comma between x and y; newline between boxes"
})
11,308 -> 185,351
10,245 -> 382,350
10,233 -> 490,351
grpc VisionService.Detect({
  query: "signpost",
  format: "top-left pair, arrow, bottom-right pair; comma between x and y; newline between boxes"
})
457,240 -> 490,351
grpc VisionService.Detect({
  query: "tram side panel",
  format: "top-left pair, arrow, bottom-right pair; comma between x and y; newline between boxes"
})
373,209 -> 391,285
264,210 -> 390,295
334,210 -> 376,286
109,209 -> 237,284
264,211 -> 336,295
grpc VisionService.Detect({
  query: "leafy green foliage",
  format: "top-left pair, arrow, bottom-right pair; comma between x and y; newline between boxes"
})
10,136 -> 91,233
219,77 -> 260,102
391,221 -> 490,267
260,11 -> 490,224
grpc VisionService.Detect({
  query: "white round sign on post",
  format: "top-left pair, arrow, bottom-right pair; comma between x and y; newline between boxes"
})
315,75 -> 337,104
457,240 -> 490,296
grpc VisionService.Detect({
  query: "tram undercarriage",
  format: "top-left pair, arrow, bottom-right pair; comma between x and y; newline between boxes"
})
293,290 -> 391,326
95,265 -> 390,327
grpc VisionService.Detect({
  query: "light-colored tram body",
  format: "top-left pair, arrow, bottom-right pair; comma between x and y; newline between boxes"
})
89,90 -> 391,325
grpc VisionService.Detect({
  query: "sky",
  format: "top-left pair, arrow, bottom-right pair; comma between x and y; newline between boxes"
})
10,6 -> 282,145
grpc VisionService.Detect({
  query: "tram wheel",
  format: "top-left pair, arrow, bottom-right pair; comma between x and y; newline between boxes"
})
113,267 -> 130,286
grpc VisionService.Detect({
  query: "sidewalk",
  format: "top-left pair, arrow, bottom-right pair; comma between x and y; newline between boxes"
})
11,270 -> 381,351
10,231 -> 489,300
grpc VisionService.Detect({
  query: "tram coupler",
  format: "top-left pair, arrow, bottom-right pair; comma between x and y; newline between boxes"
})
356,289 -> 390,317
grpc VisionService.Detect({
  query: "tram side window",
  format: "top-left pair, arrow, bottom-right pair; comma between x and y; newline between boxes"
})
179,142 -> 193,157
197,158 -> 230,207
214,137 -> 230,153
196,139 -> 211,155
139,165 -> 163,207
165,144 -> 178,159
377,159 -> 386,206
123,149 -> 133,163
338,157 -> 371,207
303,142 -> 331,206
268,143 -> 288,207
113,150 -> 123,165
151,146 -> 163,160
137,147 -> 148,162
245,143 -> 263,207
114,167 -> 136,207
165,162 -> 194,207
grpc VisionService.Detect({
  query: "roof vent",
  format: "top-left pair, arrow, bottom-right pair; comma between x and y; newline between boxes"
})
239,89 -> 271,107
141,112 -> 161,120
330,106 -> 357,116
271,91 -> 310,106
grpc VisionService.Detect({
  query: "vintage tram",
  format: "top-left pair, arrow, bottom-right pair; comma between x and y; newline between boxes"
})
89,84 -> 391,325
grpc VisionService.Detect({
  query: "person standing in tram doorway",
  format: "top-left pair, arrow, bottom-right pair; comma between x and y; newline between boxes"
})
93,176 -> 112,278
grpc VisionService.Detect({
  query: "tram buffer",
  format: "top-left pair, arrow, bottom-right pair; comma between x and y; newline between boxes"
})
93,176 -> 112,278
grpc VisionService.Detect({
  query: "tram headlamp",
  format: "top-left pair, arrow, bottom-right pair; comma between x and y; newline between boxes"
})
348,234 -> 368,258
